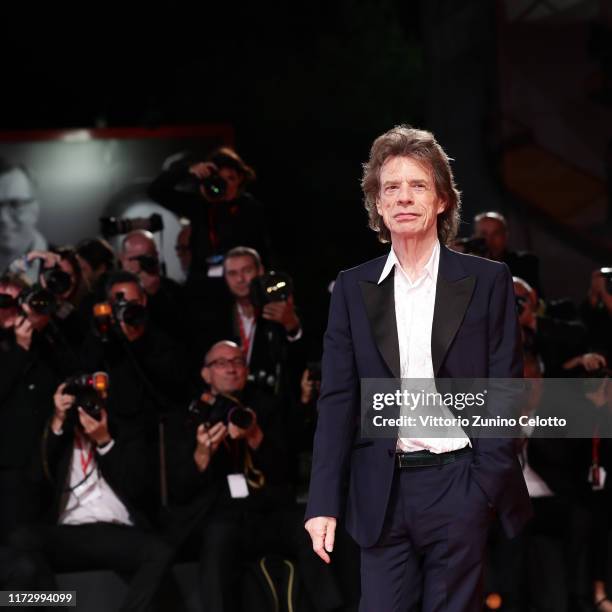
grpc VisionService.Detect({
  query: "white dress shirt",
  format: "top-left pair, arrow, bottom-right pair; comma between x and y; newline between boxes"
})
378,240 -> 470,454
58,434 -> 133,526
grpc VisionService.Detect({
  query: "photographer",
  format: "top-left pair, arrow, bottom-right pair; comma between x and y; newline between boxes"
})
119,230 -> 186,343
9,377 -> 173,612
473,211 -> 542,294
580,268 -> 612,362
148,147 -> 273,284
165,341 -> 343,612
513,276 -> 602,377
199,246 -> 304,406
75,237 -> 116,315
81,270 -> 191,421
0,273 -> 82,543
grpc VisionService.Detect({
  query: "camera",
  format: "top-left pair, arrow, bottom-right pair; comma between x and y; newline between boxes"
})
112,292 -> 147,327
0,293 -> 18,310
249,271 -> 294,309
200,171 -> 227,200
18,285 -> 57,315
188,392 -> 253,429
63,372 -> 109,421
40,265 -> 72,296
99,213 -> 164,238
454,237 -> 489,257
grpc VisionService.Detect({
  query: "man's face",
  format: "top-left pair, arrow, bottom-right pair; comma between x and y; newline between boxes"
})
0,168 -> 39,256
109,281 -> 147,341
175,226 -> 192,273
224,255 -> 262,300
376,156 -> 445,242
475,217 -> 507,259
202,344 -> 248,395
120,236 -> 159,276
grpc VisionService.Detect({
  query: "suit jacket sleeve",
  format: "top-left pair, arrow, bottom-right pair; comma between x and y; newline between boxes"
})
471,264 -> 525,508
305,271 -> 358,520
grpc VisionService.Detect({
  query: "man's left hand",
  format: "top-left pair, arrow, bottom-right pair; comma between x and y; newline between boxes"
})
78,407 -> 112,447
228,408 -> 264,449
262,295 -> 300,333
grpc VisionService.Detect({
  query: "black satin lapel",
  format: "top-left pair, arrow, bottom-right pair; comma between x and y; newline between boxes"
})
359,275 -> 401,379
431,275 -> 476,375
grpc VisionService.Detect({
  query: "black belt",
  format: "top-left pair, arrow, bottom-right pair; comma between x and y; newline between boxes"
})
395,446 -> 472,469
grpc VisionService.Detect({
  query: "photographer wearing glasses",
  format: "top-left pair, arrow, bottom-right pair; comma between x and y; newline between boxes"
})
148,147 -> 273,285
164,340 -> 343,612
197,246 -> 305,407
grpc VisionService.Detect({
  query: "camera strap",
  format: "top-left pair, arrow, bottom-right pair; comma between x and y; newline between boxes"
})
244,447 -> 265,490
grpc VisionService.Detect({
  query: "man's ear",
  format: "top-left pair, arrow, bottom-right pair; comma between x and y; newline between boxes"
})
201,366 -> 211,385
437,199 -> 447,215
140,292 -> 148,307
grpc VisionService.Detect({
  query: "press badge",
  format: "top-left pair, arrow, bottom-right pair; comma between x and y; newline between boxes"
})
227,473 -> 249,498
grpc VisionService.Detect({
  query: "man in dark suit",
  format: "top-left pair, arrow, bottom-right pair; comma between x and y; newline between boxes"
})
304,125 -> 532,611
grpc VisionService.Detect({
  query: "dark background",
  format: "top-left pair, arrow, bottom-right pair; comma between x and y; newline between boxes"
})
2,0 -> 611,354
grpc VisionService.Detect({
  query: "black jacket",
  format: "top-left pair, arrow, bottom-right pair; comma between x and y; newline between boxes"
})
148,164 -> 273,283
41,412 -> 153,528
0,321 -> 81,469
163,384 -> 292,543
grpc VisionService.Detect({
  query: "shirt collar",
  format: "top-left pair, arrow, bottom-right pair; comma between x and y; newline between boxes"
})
378,239 -> 440,285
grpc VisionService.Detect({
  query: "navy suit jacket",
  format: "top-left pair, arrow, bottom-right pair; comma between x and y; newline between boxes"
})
305,245 -> 532,547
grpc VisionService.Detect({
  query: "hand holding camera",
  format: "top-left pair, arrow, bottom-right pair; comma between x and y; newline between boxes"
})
261,295 -> 300,333
227,407 -> 263,449
194,421 -> 228,472
52,382 -> 75,433
77,406 -> 111,447
52,373 -> 109,436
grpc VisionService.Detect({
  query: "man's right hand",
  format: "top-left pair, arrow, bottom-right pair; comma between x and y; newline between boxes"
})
305,516 -> 337,564
188,162 -> 218,180
194,422 -> 227,472
51,383 -> 75,434
14,314 -> 33,351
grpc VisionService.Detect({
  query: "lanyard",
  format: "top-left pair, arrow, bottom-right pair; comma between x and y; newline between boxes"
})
75,430 -> 95,477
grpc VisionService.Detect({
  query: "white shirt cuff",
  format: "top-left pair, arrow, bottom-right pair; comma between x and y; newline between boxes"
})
96,439 -> 115,455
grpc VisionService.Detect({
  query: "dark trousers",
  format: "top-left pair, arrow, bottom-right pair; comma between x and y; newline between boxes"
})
526,496 -> 592,612
10,523 -> 173,612
198,504 -> 344,612
359,454 -> 492,612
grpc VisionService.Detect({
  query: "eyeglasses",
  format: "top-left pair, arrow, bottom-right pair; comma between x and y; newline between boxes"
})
0,199 -> 35,217
205,357 -> 246,369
